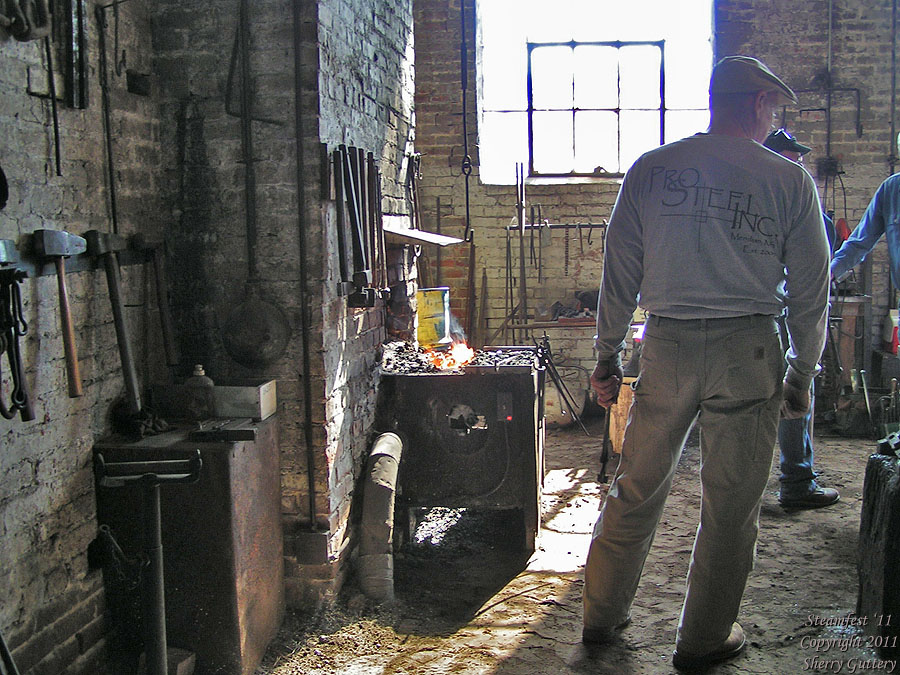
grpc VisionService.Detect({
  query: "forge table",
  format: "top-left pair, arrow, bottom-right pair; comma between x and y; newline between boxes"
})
378,351 -> 545,552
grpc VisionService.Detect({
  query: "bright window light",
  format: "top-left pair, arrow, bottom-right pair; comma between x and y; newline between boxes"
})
476,0 -> 713,184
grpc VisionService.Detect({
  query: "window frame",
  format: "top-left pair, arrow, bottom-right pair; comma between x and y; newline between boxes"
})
525,39 -> 666,179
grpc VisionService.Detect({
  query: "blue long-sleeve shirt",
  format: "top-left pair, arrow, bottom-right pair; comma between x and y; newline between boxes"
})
831,173 -> 900,288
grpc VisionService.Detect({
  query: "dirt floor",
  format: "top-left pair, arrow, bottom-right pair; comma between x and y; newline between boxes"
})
254,415 -> 889,674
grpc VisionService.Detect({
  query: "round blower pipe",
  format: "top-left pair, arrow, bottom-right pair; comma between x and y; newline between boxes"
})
358,432 -> 403,603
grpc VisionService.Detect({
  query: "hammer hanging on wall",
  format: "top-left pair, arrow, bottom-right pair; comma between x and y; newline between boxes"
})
33,230 -> 86,397
85,230 -> 142,415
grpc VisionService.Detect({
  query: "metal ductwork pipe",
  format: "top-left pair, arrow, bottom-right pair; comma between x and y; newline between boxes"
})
358,432 -> 404,603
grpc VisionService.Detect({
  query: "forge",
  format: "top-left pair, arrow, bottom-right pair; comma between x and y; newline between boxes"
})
376,342 -> 546,552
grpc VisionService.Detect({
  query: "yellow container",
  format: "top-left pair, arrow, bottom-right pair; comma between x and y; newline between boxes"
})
417,287 -> 451,347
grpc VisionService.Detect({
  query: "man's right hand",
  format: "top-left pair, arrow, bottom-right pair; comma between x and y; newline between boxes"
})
590,358 -> 624,409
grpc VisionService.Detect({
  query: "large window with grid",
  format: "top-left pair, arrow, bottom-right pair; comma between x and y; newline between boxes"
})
477,1 -> 714,184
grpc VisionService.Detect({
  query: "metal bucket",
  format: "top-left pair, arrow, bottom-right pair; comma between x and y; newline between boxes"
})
416,287 -> 451,348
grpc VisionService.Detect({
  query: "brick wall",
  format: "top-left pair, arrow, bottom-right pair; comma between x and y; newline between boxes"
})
2,0 -> 415,671
0,1 -> 164,672
153,0 -> 330,605
414,0 -> 900,377
414,0 -> 621,375
2,0 -> 895,671
152,0 -> 415,608
716,0 -> 899,353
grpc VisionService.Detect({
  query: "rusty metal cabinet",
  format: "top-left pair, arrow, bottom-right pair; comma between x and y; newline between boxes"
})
93,417 -> 283,675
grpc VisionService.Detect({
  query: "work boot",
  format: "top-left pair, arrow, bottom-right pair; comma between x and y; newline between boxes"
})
581,615 -> 631,645
673,621 -> 746,671
779,486 -> 840,509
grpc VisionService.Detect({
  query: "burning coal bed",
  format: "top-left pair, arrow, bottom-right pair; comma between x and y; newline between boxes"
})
380,341 -> 538,374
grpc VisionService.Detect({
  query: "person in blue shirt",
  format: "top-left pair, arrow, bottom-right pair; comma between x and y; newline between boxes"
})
763,129 -> 840,508
831,172 -> 900,294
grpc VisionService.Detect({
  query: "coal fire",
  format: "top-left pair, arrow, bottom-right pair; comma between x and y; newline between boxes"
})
422,342 -> 476,370
380,341 -> 539,375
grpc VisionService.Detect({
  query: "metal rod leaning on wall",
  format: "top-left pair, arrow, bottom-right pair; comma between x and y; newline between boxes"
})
224,1 -> 283,126
375,168 -> 388,290
486,302 -> 520,347
435,196 -> 442,287
95,0 -> 130,234
131,235 -> 179,368
292,0 -> 319,531
516,164 -> 528,337
237,0 -> 258,282
341,145 -> 373,289
458,0 -> 473,243
537,205 -> 543,283
504,224 -> 514,343
366,152 -> 380,288
332,148 -> 352,293
43,37 -> 62,176
466,237 -> 476,337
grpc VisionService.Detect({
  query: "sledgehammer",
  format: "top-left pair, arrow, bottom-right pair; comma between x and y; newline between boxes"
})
85,230 -> 141,415
33,230 -> 86,397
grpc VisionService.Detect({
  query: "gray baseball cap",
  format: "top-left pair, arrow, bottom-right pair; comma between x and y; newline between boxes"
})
710,55 -> 798,105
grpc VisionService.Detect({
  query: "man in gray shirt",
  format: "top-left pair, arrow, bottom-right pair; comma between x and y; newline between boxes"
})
583,56 -> 830,670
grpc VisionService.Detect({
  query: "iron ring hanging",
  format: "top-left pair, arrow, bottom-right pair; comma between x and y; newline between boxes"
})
461,154 -> 472,176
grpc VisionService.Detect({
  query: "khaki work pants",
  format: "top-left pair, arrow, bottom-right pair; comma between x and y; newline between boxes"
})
583,314 -> 783,653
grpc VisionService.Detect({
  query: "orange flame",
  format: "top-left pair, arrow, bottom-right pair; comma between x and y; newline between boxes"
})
424,341 -> 476,370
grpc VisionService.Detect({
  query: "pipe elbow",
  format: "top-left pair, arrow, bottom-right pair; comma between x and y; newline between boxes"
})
358,432 -> 404,603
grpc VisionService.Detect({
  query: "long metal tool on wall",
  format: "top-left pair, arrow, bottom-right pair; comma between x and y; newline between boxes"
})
95,0 -> 130,234
219,0 -> 291,369
292,0 -> 318,531
333,144 -> 385,307
458,0 -> 473,244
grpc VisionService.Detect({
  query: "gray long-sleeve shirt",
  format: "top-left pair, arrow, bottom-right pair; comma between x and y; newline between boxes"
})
595,133 -> 830,387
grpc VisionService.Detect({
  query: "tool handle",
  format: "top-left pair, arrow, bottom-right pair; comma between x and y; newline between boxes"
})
55,257 -> 83,397
103,252 -> 142,415
150,249 -> 179,367
599,407 -> 611,483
